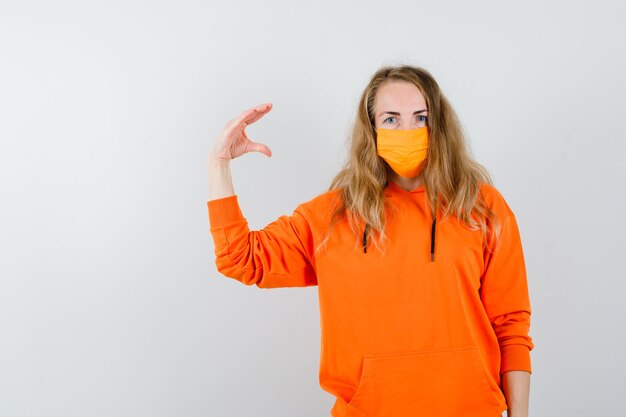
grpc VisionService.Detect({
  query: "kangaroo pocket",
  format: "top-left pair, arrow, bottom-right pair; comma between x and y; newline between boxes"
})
346,345 -> 504,417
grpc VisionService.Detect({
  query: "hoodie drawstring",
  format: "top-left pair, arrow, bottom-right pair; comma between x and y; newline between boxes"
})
363,224 -> 368,253
430,212 -> 437,262
362,194 -> 437,262
431,197 -> 437,262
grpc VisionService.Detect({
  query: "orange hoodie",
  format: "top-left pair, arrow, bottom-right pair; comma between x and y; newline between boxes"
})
207,180 -> 534,417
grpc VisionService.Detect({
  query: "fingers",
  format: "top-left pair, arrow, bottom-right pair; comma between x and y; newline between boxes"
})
229,103 -> 272,130
244,103 -> 272,125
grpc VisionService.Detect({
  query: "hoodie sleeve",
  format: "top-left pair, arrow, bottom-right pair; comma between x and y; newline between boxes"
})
207,195 -> 317,288
480,211 -> 535,375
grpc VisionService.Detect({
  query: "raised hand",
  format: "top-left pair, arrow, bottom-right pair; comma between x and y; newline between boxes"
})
209,103 -> 273,163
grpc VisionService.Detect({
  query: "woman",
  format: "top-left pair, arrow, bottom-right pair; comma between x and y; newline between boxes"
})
207,65 -> 534,417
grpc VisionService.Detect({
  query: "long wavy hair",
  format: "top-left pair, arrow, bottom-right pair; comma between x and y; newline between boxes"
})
314,64 -> 502,256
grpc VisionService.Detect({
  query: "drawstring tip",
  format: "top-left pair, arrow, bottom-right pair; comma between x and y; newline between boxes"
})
430,253 -> 434,262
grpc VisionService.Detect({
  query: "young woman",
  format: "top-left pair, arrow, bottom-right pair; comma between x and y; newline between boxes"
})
207,65 -> 534,417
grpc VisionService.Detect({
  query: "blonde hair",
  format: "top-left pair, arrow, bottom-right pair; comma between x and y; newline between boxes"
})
314,64 -> 502,257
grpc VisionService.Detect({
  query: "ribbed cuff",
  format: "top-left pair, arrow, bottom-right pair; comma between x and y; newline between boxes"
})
207,195 -> 244,227
500,344 -> 532,374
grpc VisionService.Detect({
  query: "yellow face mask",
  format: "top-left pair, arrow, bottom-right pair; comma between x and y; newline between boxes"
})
376,126 -> 429,178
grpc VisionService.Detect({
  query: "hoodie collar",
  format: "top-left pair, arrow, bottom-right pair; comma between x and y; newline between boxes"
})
383,180 -> 426,196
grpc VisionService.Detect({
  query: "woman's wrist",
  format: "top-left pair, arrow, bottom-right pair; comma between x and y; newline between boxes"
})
208,154 -> 235,200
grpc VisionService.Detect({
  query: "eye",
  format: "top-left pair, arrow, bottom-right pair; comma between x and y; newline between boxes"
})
417,115 -> 428,122
383,116 -> 396,124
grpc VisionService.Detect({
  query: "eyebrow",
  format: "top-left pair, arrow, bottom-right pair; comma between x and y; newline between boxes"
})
379,109 -> 428,118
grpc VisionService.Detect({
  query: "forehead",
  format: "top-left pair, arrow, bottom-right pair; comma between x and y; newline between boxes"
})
374,80 -> 427,113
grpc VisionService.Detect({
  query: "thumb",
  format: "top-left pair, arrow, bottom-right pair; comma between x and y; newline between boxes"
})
248,142 -> 272,158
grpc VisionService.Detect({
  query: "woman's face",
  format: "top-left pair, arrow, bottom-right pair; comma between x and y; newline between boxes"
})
373,80 -> 428,130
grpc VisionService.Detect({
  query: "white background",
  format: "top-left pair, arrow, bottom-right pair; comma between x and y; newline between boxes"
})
1,1 -> 625,416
